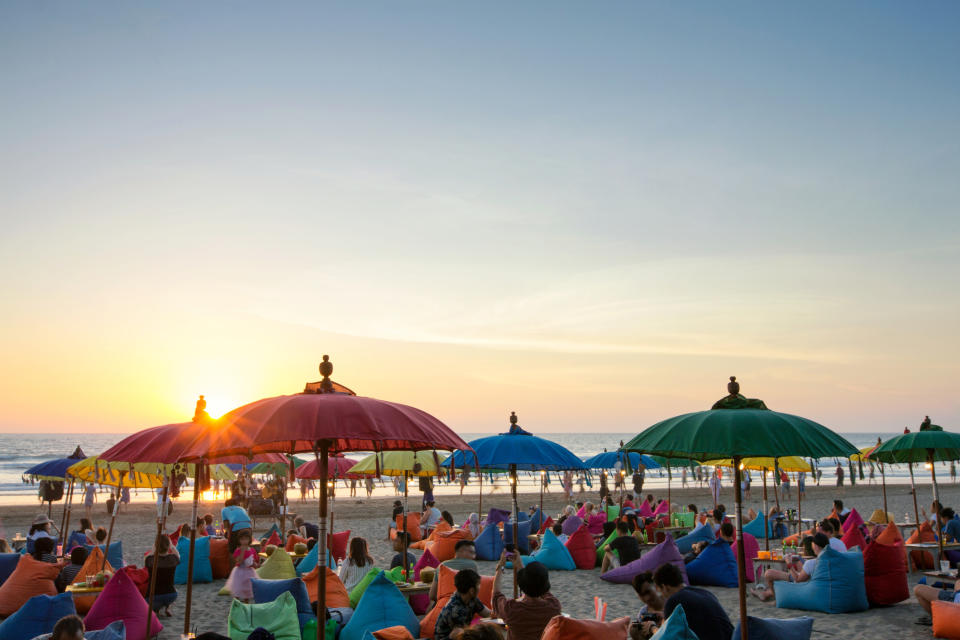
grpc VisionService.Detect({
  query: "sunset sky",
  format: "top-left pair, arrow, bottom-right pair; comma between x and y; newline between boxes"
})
1,2 -> 958,435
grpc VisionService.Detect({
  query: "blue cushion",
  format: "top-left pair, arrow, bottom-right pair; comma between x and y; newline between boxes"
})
528,509 -> 544,533
674,523 -> 715,554
732,616 -> 813,640
65,531 -> 88,553
340,572 -> 419,640
686,539 -> 738,588
85,620 -> 127,640
0,553 -> 18,586
294,544 -> 333,576
774,548 -> 869,613
84,542 -> 124,569
252,577 -> 315,628
0,592 -> 76,640
517,511 -> 529,522
650,603 -> 697,639
518,529 -> 576,571
174,535 -> 212,584
503,519 -> 532,554
743,513 -> 772,539
474,524 -> 504,561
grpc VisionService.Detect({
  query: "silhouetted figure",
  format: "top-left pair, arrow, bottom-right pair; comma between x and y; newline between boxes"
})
193,395 -> 210,423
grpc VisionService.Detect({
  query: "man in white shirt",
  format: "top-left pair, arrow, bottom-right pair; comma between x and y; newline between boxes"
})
421,500 -> 442,534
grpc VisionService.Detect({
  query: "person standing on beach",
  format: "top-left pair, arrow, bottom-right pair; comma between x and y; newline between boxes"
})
633,466 -> 644,495
562,471 -> 573,502
798,471 -> 806,499
835,463 -> 844,488
83,483 -> 96,521
681,468 -> 688,488
709,469 -> 722,507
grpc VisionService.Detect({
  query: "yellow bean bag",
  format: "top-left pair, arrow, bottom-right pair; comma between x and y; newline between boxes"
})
257,549 -> 297,579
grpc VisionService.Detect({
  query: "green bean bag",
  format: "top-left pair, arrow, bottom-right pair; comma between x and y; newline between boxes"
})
257,549 -> 297,580
596,530 -> 618,564
348,567 -> 382,608
227,590 -> 301,640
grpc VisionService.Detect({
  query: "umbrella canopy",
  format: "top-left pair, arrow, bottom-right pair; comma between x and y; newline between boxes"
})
868,427 -> 960,464
649,455 -> 701,469
703,456 -> 813,472
348,451 -> 443,477
582,451 -> 660,471
850,444 -> 883,462
443,414 -> 587,471
247,455 -> 308,476
295,456 -> 360,480
66,457 -> 166,488
24,446 -> 87,481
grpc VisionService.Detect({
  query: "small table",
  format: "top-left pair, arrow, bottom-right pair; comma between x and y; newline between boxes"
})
66,584 -> 105,594
751,556 -> 798,584
905,543 -> 960,574
396,582 -> 431,597
924,570 -> 957,583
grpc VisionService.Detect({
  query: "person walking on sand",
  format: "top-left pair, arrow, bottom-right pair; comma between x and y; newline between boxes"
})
836,463 -> 844,490
563,471 -> 573,502
83,483 -> 96,521
709,469 -> 722,507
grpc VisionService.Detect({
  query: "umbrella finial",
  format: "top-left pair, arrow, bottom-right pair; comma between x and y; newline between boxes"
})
319,355 -> 334,393
727,376 -> 740,396
510,411 -> 518,426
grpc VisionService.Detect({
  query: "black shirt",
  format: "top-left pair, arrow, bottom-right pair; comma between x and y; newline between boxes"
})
390,551 -> 417,570
302,522 -> 319,539
146,554 -> 179,595
608,535 -> 641,564
392,505 -> 404,519
663,587 -> 732,640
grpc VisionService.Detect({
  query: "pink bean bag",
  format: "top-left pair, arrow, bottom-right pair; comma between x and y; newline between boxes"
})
842,508 -> 864,534
410,549 -> 439,614
733,532 -> 759,583
84,569 -> 163,640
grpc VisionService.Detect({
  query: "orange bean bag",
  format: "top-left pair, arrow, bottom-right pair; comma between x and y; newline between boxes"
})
71,546 -> 113,614
412,520 -> 451,550
933,600 -> 960,640
876,522 -> 903,545
0,555 -> 60,616
420,565 -> 494,639
209,537 -> 232,579
428,529 -> 473,562
372,626 -> 415,640
391,514 -> 422,542
303,566 -> 350,608
907,521 -> 937,570
285,534 -> 309,553
541,615 -> 631,640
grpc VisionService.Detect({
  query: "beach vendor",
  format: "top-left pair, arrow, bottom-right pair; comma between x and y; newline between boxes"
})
434,569 -> 492,640
221,498 -> 253,553
492,551 -> 561,640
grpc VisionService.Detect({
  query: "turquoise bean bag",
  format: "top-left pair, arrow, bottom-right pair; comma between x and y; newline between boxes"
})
252,577 -> 315,629
743,513 -> 773,539
652,603 -> 698,639
340,572 -> 419,640
774,548 -> 869,613
517,529 -> 576,571
174,535 -> 212,584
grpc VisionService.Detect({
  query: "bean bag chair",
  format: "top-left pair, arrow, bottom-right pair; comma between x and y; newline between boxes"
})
863,540 -> 908,606
637,501 -> 654,518
419,566 -> 494,639
285,534 -> 309,553
932,600 -> 960,640
654,500 -> 670,515
576,504 -> 587,518
528,508 -> 544,533
841,525 -> 866,553
674,512 -> 696,528
731,615 -> 814,640
85,542 -> 124,569
875,522 -> 902,545
257,549 -> 297,580
391,514 -> 421,542
430,529 -> 474,562
252,577 -> 315,628
411,521 -> 451,550
518,530 -> 576,571
565,526 -> 597,570
474,523 -> 504,561
586,512 -> 607,535
561,515 -> 583,537
121,565 -> 150,597
340,573 -> 419,640
295,544 -> 333,577
675,523 -> 716,554
410,548 -> 439,614
0,554 -> 60,616
502,520 -> 531,555
65,531 -> 89,553
84,569 -> 163,640
733,532 -> 759,583
329,531 -> 351,563
907,521 -> 938,570
260,524 -> 282,543
348,567 -> 381,608
0,592 -> 75,640
605,505 -> 620,520
0,554 -> 19,587
595,530 -> 618,564
485,508 -> 512,527
686,539 -> 738,588
174,534 -> 212,584
302,566 -> 351,608
774,548 -> 868,613
539,516 -> 554,535
228,590 -> 301,640
841,508 -> 864,533
367,626 -> 415,640
210,537 -> 232,579
541,614 -> 630,640
743,513 -> 772,539
78,620 -> 126,640
601,534 -> 688,585
69,545 -> 113,614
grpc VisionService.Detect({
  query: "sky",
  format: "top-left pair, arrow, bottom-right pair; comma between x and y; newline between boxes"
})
1,2 -> 958,435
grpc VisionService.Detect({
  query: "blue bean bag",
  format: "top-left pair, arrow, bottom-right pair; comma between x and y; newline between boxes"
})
474,524 -> 504,561
675,523 -> 716,554
340,572 -> 419,640
0,592 -> 76,640
295,544 -> 333,576
252,577 -> 315,629
528,509 -> 544,533
651,603 -> 697,639
174,535 -> 212,584
732,616 -> 813,640
686,539 -> 738,588
517,511 -> 529,522
0,554 -> 18,586
503,519 -> 532,554
28,621 -> 127,640
775,548 -> 869,614
65,531 -> 88,553
743,513 -> 773,539
518,530 -> 576,571
85,542 -> 124,569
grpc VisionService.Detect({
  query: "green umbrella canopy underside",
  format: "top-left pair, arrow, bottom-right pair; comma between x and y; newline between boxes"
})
869,429 -> 960,464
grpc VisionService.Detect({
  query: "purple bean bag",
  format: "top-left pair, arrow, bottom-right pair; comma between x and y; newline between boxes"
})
485,508 -> 512,527
561,515 -> 583,537
600,534 -> 688,584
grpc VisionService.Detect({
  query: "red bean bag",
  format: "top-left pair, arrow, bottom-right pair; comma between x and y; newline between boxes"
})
906,521 -> 937,570
329,530 -> 351,563
541,615 -> 631,640
262,531 -> 282,547
84,569 -> 163,640
864,539 -> 909,606
121,566 -> 150,597
285,534 -> 309,553
302,566 -> 351,608
391,514 -> 422,542
209,537 -> 232,579
70,546 -> 113,614
0,554 -> 59,616
565,526 -> 597,570
841,525 -> 867,552
933,601 -> 960,640
429,529 -> 472,562
539,516 -> 554,535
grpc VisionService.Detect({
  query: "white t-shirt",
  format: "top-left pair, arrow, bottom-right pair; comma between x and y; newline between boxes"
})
422,507 -> 442,527
828,537 -> 847,553
802,558 -> 818,577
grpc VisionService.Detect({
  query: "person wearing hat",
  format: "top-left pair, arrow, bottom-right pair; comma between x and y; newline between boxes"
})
492,550 -> 561,640
27,514 -> 57,555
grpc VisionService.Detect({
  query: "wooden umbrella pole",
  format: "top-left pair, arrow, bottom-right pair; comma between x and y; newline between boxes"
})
478,464 -> 483,516
880,462 -> 888,520
59,479 -> 75,554
403,471 -> 410,583
762,469 -> 769,551
184,462 -> 202,635
101,472 -> 124,571
316,442 -> 330,640
511,464 -> 519,599
666,466 -> 671,511
909,463 -> 921,526
930,451 -> 944,567
539,471 -> 544,528
145,471 -> 171,640
796,472 -> 801,536
773,461 -> 781,512
733,456 -> 749,640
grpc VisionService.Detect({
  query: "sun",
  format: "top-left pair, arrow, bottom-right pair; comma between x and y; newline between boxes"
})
199,394 -> 240,420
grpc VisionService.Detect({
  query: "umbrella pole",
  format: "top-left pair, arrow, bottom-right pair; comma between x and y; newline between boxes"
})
733,456 -> 749,640
146,471 -> 171,640
101,472 -> 124,571
316,443 -> 330,640
539,471 -> 544,529
909,463 -> 921,526
403,471 -> 410,583
773,462 -> 781,512
930,451 -> 944,566
796,473 -> 801,536
667,466 -> 671,511
762,469 -> 769,551
184,462 -> 202,636
59,479 -> 75,555
511,464 -> 519,599
880,462 -> 888,520
478,466 -> 483,516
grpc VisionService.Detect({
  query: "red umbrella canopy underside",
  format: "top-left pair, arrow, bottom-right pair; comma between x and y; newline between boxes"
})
295,456 -> 360,479
99,422 -> 291,465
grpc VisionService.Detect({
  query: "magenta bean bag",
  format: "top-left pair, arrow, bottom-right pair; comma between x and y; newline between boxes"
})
84,569 -> 163,640
842,509 -> 864,534
410,548 -> 439,614
733,532 -> 759,583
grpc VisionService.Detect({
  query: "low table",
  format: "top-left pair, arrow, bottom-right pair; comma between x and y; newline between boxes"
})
396,582 -> 431,597
906,543 -> 960,574
66,584 -> 105,594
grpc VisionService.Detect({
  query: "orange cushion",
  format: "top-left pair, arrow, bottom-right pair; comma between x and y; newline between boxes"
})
429,529 -> 473,563
411,520 -> 450,550
372,626 -> 415,640
285,534 -> 309,553
541,616 -> 631,640
421,564 -> 495,636
420,596 -> 449,639
392,514 -> 422,542
933,601 -> 960,640
209,537 -> 232,579
0,554 -> 60,616
71,546 -> 113,614
303,566 -> 351,609
876,522 -> 903,545
907,522 -> 938,570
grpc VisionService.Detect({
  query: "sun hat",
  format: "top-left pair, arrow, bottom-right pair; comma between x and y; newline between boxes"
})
32,514 -> 53,526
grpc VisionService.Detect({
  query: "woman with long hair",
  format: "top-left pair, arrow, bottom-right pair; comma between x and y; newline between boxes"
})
338,537 -> 375,591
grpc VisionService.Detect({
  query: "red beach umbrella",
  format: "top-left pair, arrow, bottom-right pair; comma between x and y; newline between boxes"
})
295,455 -> 361,480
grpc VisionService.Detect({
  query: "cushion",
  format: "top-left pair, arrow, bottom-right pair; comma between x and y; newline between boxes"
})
541,615 -> 631,640
0,592 -> 76,640
228,590 -> 301,640
252,577 -> 315,628
675,523 -> 715,554
932,600 -> 960,640
601,534 -> 687,585
743,513 -> 772,539
84,569 -> 163,640
348,567 -> 381,608
174,535 -> 212,584
84,620 -> 127,640
863,540 -> 909,606
561,515 -> 583,536
210,537 -> 232,579
774,547 -> 869,613
474,524 -> 504,561
392,514 -> 421,542
286,534 -> 309,553
302,566 -> 351,608
70,545 -> 113,614
430,529 -> 474,562
329,531 -> 351,563
85,542 -> 124,569
258,549 -> 297,580
0,554 -> 18,587
0,554 -> 60,616
907,521 -> 938,570
686,539 -> 738,588
565,526 -> 597,570
649,604 -> 696,640
340,573 -> 419,640
520,529 -> 576,571
369,625 -> 415,640
841,525 -> 866,553
502,520 -> 532,555
65,531 -> 89,553
875,522 -> 903,545
596,530 -> 618,564
733,532 -> 759,583
841,508 -> 864,533
410,548 -> 439,614
296,543 -> 332,577
731,615 -> 814,640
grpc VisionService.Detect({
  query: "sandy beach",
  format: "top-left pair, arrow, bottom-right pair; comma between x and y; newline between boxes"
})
2,479 -> 956,639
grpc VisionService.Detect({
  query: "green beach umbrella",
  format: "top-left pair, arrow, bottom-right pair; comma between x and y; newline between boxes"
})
623,376 -> 857,640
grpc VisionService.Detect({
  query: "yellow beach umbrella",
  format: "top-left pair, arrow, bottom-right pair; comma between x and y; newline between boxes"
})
348,450 -> 443,477
703,456 -> 812,472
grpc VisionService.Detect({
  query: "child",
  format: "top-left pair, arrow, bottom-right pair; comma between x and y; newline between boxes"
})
226,530 -> 257,601
203,514 -> 217,536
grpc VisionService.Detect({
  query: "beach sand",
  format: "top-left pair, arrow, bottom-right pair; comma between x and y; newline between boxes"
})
2,479 -> 956,639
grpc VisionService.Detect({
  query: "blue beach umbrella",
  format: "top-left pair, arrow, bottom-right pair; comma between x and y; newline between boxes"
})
582,451 -> 661,471
24,446 -> 87,481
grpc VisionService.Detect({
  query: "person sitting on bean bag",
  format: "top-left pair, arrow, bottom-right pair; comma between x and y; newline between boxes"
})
684,522 -> 734,564
433,569 -> 491,640
629,571 -> 666,640
600,521 -> 642,574
491,552 -> 561,640
648,562 -> 733,640
751,533 -> 826,602
915,567 -> 960,618
428,540 -> 479,606
818,520 -> 847,552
